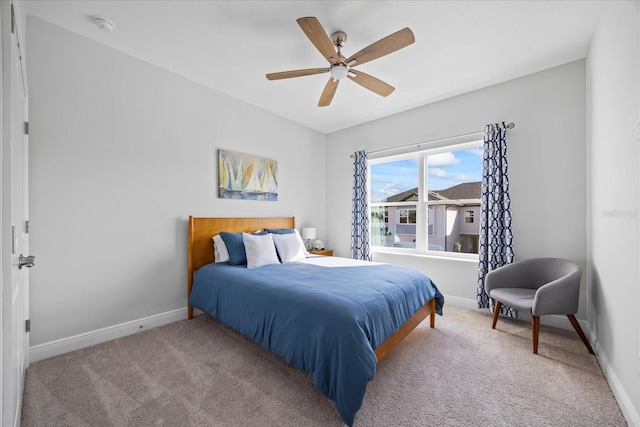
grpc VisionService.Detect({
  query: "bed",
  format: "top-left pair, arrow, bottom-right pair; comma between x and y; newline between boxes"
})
187,216 -> 444,426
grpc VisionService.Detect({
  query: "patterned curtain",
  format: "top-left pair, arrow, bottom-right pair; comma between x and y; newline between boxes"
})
351,150 -> 371,261
476,122 -> 515,316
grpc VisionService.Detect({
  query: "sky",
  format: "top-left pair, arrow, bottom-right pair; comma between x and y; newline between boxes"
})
370,147 -> 483,203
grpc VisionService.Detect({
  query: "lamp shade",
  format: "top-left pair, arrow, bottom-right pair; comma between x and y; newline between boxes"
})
301,227 -> 317,240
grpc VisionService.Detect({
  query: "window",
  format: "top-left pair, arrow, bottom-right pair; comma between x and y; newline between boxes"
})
465,210 -> 474,223
370,158 -> 418,248
398,208 -> 416,224
369,141 -> 483,256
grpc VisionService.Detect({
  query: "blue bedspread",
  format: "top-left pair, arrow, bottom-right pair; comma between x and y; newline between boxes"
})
189,259 -> 444,426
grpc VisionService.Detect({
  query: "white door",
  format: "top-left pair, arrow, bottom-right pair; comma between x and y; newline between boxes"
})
1,2 -> 31,426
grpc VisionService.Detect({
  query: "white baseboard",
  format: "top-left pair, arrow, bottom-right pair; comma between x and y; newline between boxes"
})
29,308 -> 188,363
442,294 -> 480,311
596,343 -> 640,426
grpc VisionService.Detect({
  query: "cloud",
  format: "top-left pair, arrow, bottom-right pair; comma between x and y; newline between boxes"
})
427,152 -> 459,166
371,183 -> 406,203
453,173 -> 480,182
370,159 -> 419,202
428,167 -> 449,178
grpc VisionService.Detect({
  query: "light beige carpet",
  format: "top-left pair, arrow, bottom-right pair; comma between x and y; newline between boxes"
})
21,305 -> 626,426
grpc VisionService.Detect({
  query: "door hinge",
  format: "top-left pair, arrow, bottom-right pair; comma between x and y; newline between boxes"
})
25,319 -> 30,333
25,220 -> 29,233
11,3 -> 15,35
11,226 -> 16,254
24,121 -> 29,135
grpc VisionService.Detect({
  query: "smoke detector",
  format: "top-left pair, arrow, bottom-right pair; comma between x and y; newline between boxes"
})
92,16 -> 115,32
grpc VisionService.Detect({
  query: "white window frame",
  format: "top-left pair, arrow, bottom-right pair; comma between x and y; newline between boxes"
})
368,139 -> 483,260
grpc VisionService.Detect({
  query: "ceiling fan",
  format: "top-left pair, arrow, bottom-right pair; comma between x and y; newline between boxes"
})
266,17 -> 415,107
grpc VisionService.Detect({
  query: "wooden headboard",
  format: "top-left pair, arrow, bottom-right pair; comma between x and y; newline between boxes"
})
187,216 -> 296,318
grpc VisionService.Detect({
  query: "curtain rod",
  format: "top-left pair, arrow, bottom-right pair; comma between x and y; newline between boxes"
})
350,122 -> 515,158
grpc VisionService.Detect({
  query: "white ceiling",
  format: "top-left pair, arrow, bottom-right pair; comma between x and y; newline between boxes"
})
24,1 -> 606,134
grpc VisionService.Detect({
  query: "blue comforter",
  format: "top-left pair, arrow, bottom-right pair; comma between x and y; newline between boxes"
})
189,259 -> 444,426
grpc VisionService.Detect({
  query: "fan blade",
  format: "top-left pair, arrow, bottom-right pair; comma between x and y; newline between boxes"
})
297,17 -> 338,64
347,69 -> 395,97
346,27 -> 415,67
318,77 -> 339,107
266,68 -> 329,80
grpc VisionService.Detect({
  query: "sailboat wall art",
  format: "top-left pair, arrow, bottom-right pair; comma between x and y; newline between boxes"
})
218,149 -> 278,201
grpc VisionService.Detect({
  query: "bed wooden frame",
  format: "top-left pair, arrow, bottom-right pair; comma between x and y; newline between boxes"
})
187,216 -> 436,361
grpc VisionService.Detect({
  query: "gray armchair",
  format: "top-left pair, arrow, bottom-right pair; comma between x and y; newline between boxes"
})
485,258 -> 594,355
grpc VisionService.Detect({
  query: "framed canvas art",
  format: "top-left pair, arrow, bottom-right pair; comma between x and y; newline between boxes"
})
218,149 -> 278,201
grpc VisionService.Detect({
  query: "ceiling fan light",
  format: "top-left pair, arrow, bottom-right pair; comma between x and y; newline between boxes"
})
330,64 -> 349,80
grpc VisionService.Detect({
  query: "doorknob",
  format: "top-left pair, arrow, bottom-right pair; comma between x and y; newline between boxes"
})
18,254 -> 35,269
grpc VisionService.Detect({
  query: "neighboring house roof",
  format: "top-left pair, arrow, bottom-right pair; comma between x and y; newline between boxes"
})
384,187 -> 419,202
432,182 -> 482,200
383,181 -> 481,202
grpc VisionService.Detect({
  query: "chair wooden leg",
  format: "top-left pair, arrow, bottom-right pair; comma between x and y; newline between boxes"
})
567,314 -> 595,355
491,301 -> 502,329
532,315 -> 540,354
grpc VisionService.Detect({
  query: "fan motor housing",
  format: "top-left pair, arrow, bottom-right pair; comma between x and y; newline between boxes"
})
331,31 -> 347,48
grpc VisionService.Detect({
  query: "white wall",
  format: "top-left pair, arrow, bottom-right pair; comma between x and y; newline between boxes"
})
587,2 -> 640,424
26,16 -> 326,346
326,60 -> 588,313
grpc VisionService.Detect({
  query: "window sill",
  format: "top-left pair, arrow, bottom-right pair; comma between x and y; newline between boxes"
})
371,248 -> 479,263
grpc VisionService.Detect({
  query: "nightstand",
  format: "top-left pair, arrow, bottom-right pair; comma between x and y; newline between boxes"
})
309,249 -> 333,256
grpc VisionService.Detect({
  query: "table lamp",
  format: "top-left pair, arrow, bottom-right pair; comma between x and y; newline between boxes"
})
301,227 -> 316,251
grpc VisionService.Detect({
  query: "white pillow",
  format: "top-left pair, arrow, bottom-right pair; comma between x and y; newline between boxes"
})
242,232 -> 280,269
273,233 -> 306,263
212,235 -> 230,263
294,229 -> 310,255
